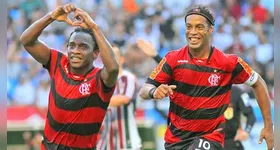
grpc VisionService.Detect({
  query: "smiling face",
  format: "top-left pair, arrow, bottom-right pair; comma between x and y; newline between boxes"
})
185,14 -> 213,51
67,32 -> 99,70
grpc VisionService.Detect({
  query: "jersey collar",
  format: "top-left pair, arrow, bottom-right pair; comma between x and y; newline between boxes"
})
187,45 -> 215,63
64,63 -> 95,81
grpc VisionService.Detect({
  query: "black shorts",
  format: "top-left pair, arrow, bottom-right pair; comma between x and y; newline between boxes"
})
186,137 -> 224,150
224,139 -> 244,150
165,137 -> 223,150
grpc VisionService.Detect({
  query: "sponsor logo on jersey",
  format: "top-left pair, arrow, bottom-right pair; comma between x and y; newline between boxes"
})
177,60 -> 189,63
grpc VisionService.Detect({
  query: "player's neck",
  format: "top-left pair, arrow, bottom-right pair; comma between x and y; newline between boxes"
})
70,65 -> 94,76
189,45 -> 211,59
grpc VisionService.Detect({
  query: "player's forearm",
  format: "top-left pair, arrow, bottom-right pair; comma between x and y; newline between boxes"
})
245,109 -> 256,133
90,26 -> 119,73
109,95 -> 130,107
252,76 -> 273,127
139,83 -> 156,100
20,13 -> 54,46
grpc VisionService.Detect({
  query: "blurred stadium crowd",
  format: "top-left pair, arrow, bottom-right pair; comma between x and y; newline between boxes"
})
7,0 -> 274,149
7,0 -> 274,108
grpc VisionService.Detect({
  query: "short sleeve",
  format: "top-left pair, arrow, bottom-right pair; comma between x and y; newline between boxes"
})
146,52 -> 174,87
95,69 -> 116,102
43,49 -> 64,78
231,57 -> 258,86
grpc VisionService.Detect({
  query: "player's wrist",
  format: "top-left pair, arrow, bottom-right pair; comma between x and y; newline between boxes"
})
148,87 -> 157,99
264,121 -> 273,128
48,11 -> 58,21
89,23 -> 100,31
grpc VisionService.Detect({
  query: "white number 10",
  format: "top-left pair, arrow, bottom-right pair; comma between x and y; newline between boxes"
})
198,139 -> 210,150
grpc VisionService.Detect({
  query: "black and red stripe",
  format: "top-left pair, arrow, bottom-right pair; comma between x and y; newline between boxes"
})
42,50 -> 114,149
146,46 -> 251,149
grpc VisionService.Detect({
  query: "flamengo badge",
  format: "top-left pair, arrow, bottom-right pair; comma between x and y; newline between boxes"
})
79,83 -> 91,95
208,74 -> 220,86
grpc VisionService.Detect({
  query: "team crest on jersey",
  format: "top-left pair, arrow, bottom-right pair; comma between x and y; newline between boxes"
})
79,83 -> 91,95
224,107 -> 234,120
208,74 -> 220,86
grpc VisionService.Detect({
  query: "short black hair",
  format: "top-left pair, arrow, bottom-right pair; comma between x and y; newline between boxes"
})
185,5 -> 215,27
69,28 -> 99,51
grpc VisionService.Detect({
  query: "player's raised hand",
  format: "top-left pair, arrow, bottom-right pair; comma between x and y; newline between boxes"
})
137,39 -> 158,57
258,126 -> 274,150
153,84 -> 176,99
50,3 -> 76,25
72,8 -> 98,29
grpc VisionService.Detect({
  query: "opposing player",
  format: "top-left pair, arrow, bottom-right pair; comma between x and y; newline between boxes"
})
97,45 -> 142,150
20,3 -> 119,149
224,85 -> 256,150
139,5 -> 273,150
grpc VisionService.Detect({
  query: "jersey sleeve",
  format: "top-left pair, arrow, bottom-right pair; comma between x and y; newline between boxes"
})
43,49 -> 64,78
146,52 -> 175,87
96,69 -> 116,102
231,57 -> 258,86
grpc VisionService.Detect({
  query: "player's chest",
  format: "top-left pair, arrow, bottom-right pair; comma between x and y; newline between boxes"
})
173,63 -> 231,86
53,74 -> 95,98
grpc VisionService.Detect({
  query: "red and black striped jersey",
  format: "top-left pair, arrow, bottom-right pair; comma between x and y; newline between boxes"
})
146,46 -> 257,149
41,49 -> 115,150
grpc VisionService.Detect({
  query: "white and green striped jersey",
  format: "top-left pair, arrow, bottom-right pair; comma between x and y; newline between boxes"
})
97,70 -> 142,150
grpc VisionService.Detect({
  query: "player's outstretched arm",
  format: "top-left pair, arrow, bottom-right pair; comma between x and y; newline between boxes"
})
73,8 -> 119,87
140,83 -> 176,100
20,3 -> 76,65
252,75 -> 274,150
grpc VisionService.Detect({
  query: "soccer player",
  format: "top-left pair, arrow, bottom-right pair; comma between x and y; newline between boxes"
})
19,3 -> 119,150
137,39 -> 257,150
97,45 -> 142,150
138,5 -> 274,150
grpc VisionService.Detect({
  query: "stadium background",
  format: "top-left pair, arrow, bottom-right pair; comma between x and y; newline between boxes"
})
7,0 -> 274,149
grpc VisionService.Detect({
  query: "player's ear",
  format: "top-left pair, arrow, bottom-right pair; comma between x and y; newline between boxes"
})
208,25 -> 214,34
92,50 -> 99,60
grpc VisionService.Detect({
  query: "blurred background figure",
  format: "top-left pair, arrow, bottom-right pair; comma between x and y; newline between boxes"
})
7,0 -> 274,150
97,45 -> 142,150
224,85 -> 256,150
